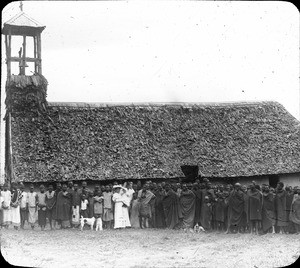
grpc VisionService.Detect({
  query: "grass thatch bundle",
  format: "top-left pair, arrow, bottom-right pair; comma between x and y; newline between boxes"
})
10,101 -> 300,182
5,74 -> 48,114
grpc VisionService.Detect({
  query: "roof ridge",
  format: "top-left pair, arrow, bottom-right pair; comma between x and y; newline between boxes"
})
48,100 -> 280,108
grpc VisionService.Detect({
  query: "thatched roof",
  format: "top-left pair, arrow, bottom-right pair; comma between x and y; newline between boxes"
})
5,75 -> 48,114
10,101 -> 300,182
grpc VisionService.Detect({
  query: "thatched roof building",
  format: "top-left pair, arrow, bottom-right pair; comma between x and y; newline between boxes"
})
9,101 -> 300,183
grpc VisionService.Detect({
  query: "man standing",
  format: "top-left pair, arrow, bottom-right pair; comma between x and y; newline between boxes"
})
162,183 -> 182,229
248,182 -> 262,235
71,183 -> 81,227
226,183 -> 246,234
27,184 -> 37,229
103,185 -> 113,229
56,184 -> 72,229
179,184 -> 196,231
53,182 -> 62,229
37,185 -> 47,230
290,187 -> 300,234
138,183 -> 155,228
261,185 -> 276,234
45,184 -> 56,230
19,183 -> 28,229
192,183 -> 202,227
10,182 -> 21,230
154,183 -> 166,228
275,182 -> 288,234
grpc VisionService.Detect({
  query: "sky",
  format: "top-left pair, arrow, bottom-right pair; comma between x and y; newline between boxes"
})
1,0 -> 300,178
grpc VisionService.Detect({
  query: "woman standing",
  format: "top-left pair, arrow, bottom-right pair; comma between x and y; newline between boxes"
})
1,183 -> 11,228
112,185 -> 127,229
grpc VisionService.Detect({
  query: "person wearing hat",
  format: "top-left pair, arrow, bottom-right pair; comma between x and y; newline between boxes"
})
112,185 -> 129,229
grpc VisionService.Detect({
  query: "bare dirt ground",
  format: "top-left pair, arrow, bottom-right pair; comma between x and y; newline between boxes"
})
1,225 -> 299,268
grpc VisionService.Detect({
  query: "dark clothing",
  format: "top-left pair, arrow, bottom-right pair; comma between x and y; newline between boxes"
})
162,190 -> 182,229
55,191 -> 71,221
88,197 -> 94,218
180,190 -> 196,229
290,196 -> 300,225
275,190 -> 288,227
154,190 -> 166,228
38,210 -> 47,226
248,190 -> 262,221
20,208 -> 28,223
193,189 -> 202,225
201,202 -> 212,230
227,190 -> 246,227
71,190 -> 81,206
215,197 -> 227,223
262,193 -> 276,232
80,209 -> 89,218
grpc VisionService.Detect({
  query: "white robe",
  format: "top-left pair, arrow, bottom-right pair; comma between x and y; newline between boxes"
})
1,190 -> 11,225
122,190 -> 132,227
112,193 -> 126,229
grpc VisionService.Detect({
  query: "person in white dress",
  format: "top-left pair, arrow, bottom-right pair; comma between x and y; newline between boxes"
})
112,185 -> 125,229
121,186 -> 132,228
1,183 -> 11,228
112,185 -> 131,229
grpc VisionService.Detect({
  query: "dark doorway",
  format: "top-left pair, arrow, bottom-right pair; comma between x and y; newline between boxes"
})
269,174 -> 279,188
181,165 -> 199,182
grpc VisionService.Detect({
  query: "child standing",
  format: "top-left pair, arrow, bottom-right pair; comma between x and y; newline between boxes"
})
93,190 -> 104,219
80,194 -> 89,218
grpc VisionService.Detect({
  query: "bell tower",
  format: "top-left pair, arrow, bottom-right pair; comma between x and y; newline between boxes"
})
2,3 -> 48,183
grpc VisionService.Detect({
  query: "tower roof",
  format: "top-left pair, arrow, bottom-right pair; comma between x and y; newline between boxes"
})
2,11 -> 45,36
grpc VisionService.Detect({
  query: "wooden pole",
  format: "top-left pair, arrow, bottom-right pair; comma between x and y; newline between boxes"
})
22,35 -> 26,75
7,31 -> 12,79
33,36 -> 37,73
5,112 -> 14,185
37,33 -> 42,74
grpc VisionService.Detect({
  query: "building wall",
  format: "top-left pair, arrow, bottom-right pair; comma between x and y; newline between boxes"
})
279,173 -> 300,187
20,172 -> 300,192
209,176 -> 269,186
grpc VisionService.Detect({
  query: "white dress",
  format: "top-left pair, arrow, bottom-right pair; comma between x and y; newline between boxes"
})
122,190 -> 132,227
1,190 -> 12,225
112,193 -> 126,229
11,190 -> 21,227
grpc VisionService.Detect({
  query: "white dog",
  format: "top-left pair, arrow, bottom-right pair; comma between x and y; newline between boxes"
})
80,216 -> 95,231
95,217 -> 103,231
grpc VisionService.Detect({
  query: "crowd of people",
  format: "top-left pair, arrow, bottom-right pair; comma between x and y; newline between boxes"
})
0,178 -> 300,235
